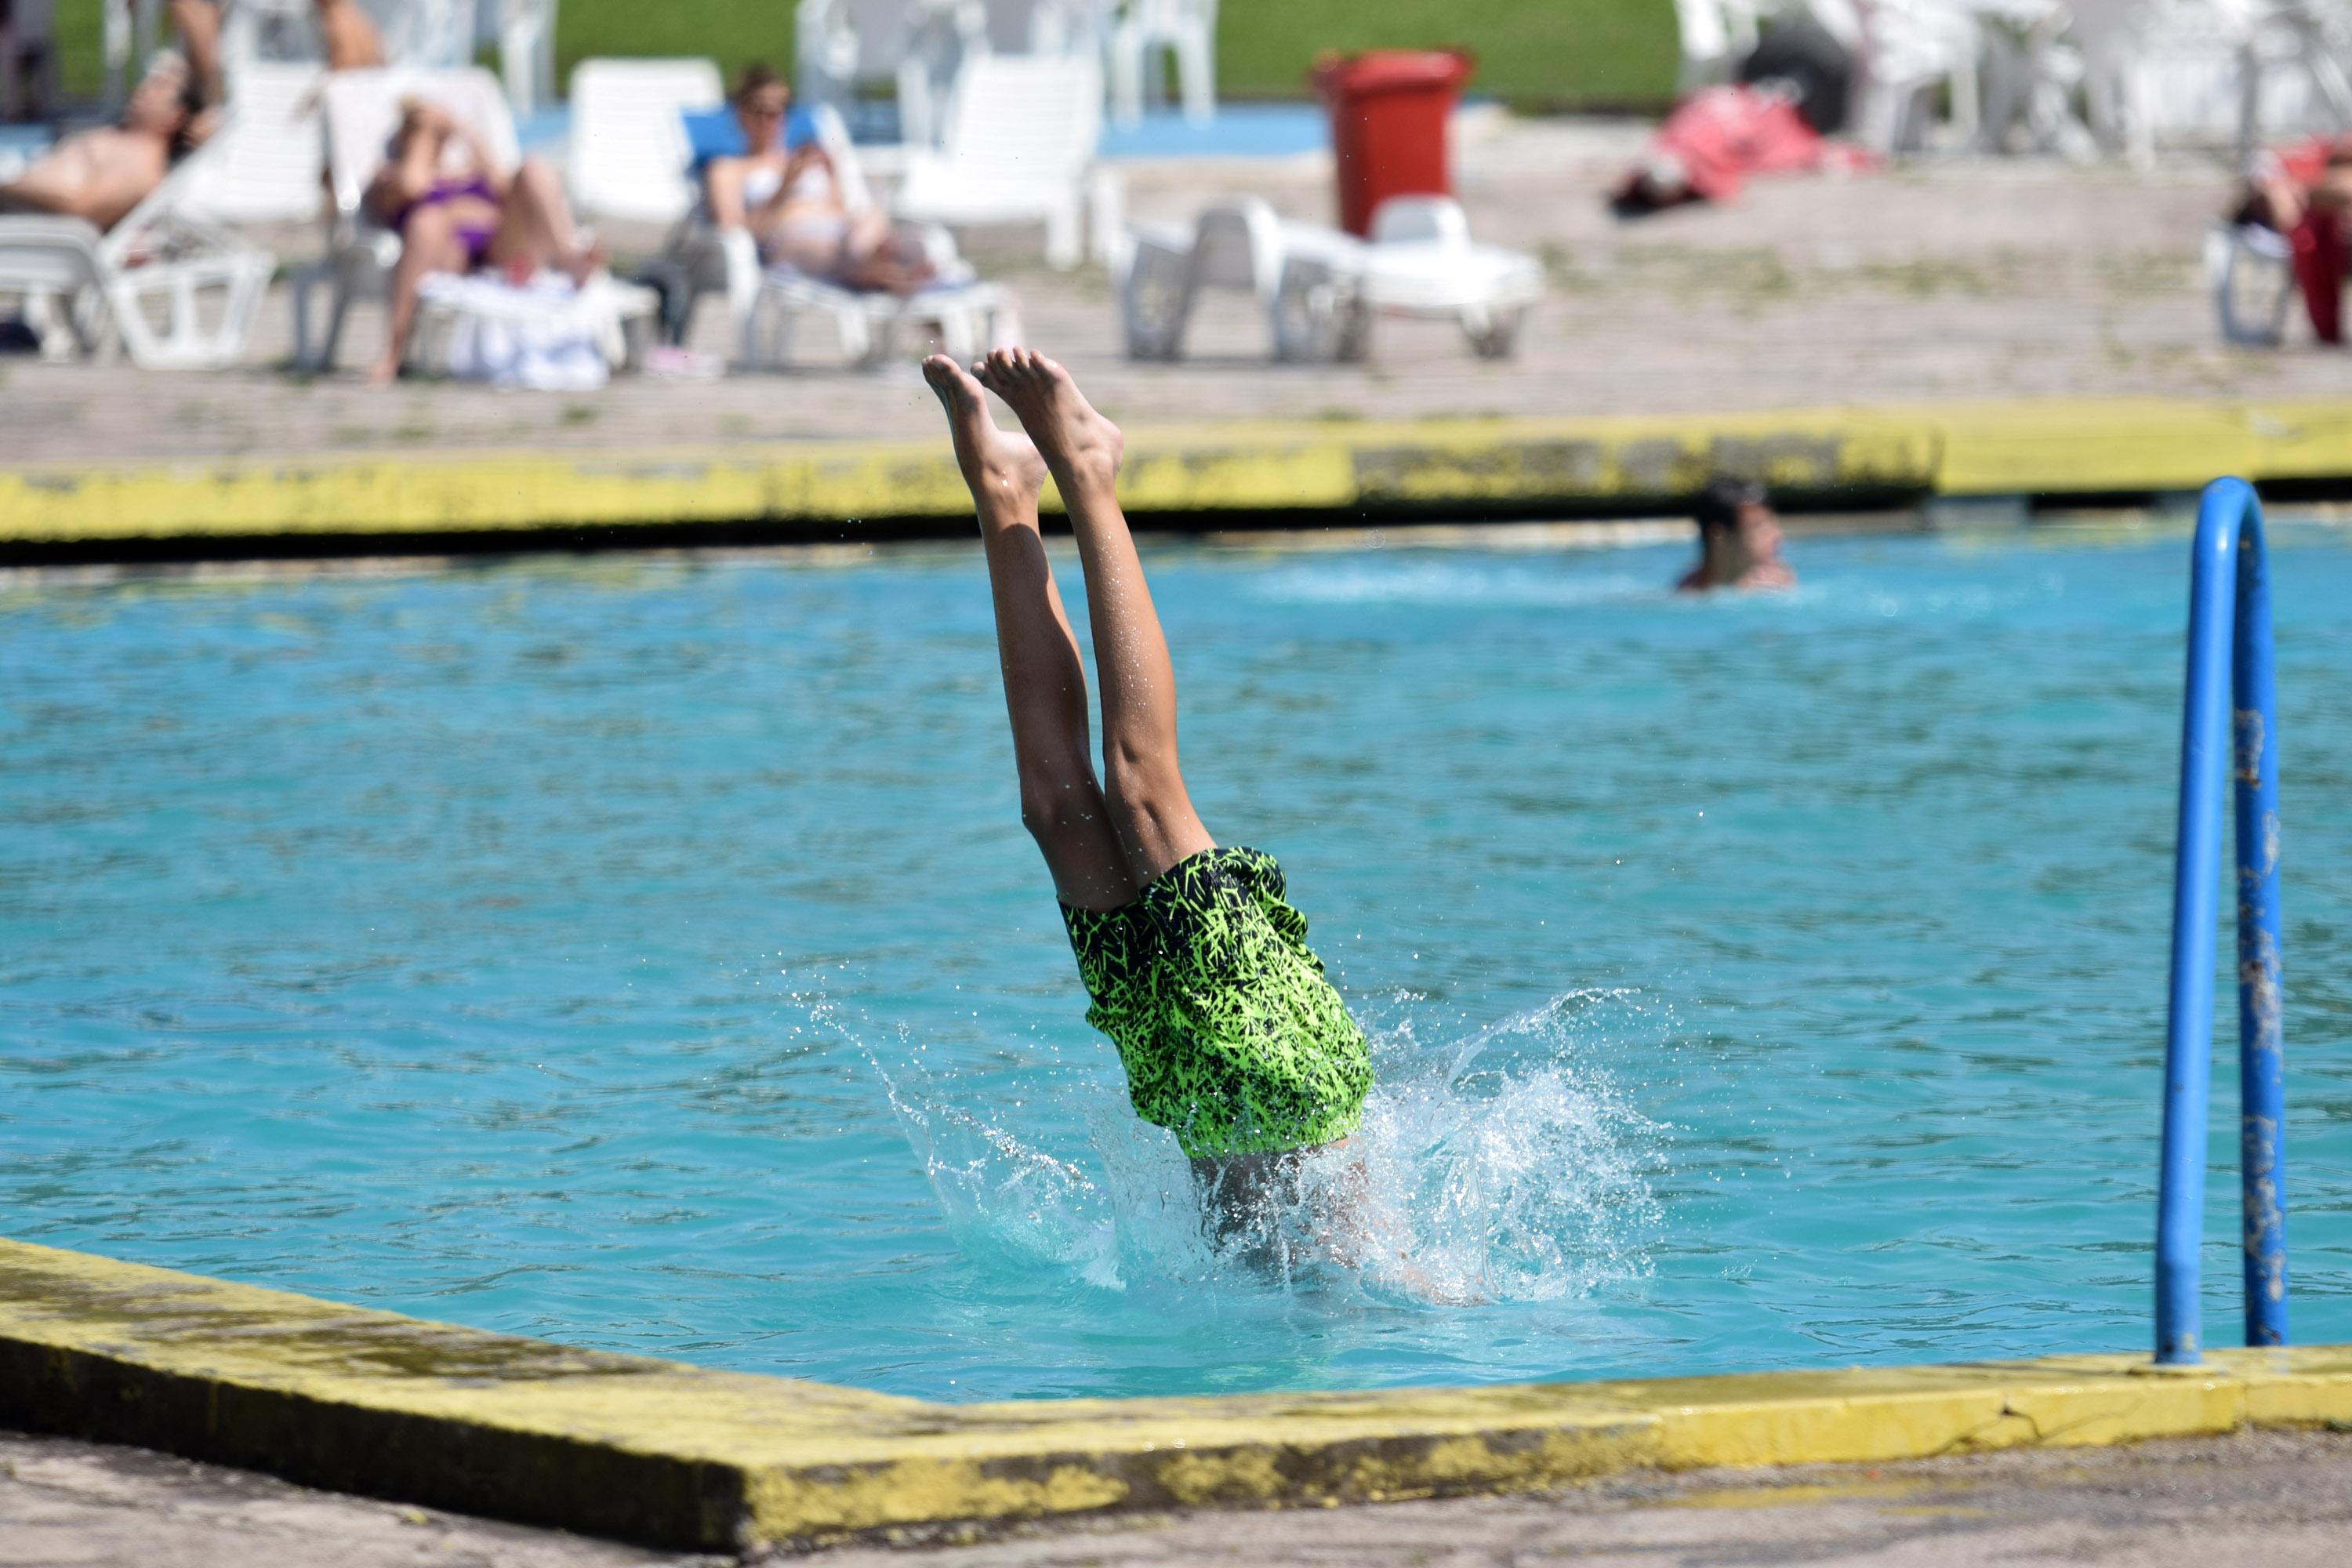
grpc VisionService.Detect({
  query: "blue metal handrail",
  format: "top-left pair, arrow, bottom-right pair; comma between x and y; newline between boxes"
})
2154,477 -> 2286,1364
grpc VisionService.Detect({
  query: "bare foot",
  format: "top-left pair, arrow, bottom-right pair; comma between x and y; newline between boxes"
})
971,348 -> 1123,495
921,354 -> 1047,519
564,239 -> 610,289
364,354 -> 398,387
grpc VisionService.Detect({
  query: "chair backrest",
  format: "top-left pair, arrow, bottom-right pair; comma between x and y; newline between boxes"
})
180,61 -> 329,225
938,53 -> 1101,186
568,57 -> 724,224
321,67 -> 521,230
1369,194 -> 1469,247
804,101 -> 879,214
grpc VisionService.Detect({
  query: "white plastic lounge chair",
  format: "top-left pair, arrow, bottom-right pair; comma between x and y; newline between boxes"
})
383,0 -> 478,71
1120,194 -> 1541,362
216,0 -> 318,71
567,56 -> 724,226
797,0 -> 983,149
654,99 -> 1012,367
180,61 -> 329,225
2234,0 -> 2352,158
1672,0 -> 1764,92
295,66 -> 652,376
1856,0 -> 1983,154
891,53 -> 1115,270
0,132 -> 275,368
1121,198 -> 1363,361
2205,222 -> 2298,346
494,0 -> 560,120
1105,0 -> 1217,126
295,66 -> 520,371
746,263 -> 1018,367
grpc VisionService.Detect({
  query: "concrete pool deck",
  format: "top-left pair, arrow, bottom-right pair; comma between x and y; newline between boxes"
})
9,125 -> 2352,560
6,1236 -> 2351,1554
6,396 -> 2352,562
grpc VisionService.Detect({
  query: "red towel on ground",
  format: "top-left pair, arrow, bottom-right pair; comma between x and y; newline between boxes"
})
1613,85 -> 1876,212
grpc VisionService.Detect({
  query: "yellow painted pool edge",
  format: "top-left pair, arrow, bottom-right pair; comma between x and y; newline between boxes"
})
5,1238 -> 2350,1551
10,397 -> 2352,545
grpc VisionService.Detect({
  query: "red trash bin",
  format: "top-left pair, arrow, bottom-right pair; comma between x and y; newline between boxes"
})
1313,49 -> 1474,238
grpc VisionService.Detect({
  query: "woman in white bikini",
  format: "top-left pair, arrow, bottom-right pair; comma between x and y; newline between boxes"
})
699,64 -> 933,296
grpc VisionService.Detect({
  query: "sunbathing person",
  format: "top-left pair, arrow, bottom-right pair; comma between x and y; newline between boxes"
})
920,345 -> 1396,1269
700,63 -> 933,295
362,99 -> 604,384
2230,134 -> 2352,344
312,0 -> 385,71
0,51 -> 209,230
1677,476 -> 1796,592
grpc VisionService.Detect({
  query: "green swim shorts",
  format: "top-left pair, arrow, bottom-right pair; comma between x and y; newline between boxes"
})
1062,845 -> 1373,1160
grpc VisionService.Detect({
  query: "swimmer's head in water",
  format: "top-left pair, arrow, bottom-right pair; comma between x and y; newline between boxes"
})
1692,475 -> 1785,574
1693,475 -> 1766,535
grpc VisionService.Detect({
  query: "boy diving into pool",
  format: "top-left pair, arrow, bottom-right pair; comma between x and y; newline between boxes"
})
920,348 -> 1374,1238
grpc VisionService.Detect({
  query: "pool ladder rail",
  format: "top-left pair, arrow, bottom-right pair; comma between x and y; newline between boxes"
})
2154,477 -> 2286,1366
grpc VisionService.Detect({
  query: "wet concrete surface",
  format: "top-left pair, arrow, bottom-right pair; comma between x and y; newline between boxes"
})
7,1425 -> 2352,1566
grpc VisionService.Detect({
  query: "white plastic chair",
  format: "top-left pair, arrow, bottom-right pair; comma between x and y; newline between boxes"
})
2206,221 -> 2298,344
0,134 -> 276,368
179,61 -> 330,226
379,0 -> 477,70
294,65 -> 521,370
217,0 -> 318,71
2235,0 -> 2352,158
495,0 -> 559,119
1105,0 -> 1217,126
650,100 -> 1006,368
567,56 -> 723,226
1120,194 -> 1541,362
892,53 -> 1109,270
1674,0 -> 1765,90
1857,0 -> 1984,153
797,0 -> 990,148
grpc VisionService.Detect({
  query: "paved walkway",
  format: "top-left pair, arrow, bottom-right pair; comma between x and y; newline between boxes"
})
0,120 -> 2329,470
7,1426 -> 2351,1566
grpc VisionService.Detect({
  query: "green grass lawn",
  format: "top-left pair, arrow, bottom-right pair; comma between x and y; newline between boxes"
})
54,0 -> 1675,112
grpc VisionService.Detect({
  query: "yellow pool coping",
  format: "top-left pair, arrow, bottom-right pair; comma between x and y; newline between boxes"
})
5,1238 -> 2350,1552
7,396 -> 2352,550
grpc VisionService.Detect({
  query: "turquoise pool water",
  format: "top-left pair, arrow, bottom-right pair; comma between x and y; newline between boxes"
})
5,521 -> 2350,1402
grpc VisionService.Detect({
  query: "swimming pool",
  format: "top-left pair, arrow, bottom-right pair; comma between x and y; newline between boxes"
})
5,521 -> 2349,1403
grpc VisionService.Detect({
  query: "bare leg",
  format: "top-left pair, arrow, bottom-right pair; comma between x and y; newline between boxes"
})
976,348 -> 1212,886
487,158 -> 603,284
836,212 -> 935,296
923,355 -> 1134,911
370,206 -> 465,385
702,156 -> 750,232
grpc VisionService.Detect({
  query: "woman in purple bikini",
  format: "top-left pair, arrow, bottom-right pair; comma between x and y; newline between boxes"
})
362,100 -> 606,384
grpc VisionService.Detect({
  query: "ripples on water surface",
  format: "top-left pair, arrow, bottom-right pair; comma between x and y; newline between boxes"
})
4,522 -> 2350,1400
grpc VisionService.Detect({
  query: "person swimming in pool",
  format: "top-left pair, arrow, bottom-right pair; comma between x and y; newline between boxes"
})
1676,475 -> 1796,593
920,347 -> 1383,1260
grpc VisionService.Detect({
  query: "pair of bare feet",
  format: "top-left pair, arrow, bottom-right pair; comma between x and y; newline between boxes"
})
922,349 -> 1124,521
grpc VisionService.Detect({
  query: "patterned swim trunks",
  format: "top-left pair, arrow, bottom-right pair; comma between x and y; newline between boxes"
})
1062,845 -> 1373,1160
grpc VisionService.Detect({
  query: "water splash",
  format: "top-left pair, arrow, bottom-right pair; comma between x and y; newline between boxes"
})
859,989 -> 1664,1308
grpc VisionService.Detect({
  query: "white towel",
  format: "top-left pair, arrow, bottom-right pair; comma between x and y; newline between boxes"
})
416,270 -> 624,391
